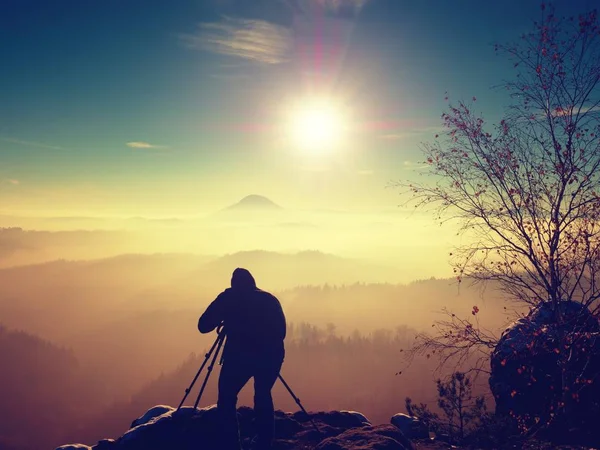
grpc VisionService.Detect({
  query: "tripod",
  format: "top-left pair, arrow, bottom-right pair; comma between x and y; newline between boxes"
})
177,328 -> 320,433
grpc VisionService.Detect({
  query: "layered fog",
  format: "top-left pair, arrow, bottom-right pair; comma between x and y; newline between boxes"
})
0,195 -> 457,279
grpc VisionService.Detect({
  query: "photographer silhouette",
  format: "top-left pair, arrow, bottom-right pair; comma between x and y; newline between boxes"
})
198,268 -> 286,450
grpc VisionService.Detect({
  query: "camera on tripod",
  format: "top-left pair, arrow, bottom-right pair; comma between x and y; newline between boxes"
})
176,325 -> 320,434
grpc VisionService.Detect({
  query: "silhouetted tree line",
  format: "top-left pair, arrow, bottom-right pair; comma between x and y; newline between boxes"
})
0,325 -> 101,450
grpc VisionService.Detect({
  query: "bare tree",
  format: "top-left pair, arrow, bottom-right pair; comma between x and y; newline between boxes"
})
396,7 -> 600,432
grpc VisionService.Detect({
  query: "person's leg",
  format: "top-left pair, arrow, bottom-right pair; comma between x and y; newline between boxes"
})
252,357 -> 283,449
218,360 -> 252,450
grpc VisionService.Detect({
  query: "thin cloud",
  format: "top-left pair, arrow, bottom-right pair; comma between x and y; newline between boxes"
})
291,0 -> 370,15
1,137 -> 64,150
210,72 -> 250,81
516,105 -> 600,123
179,17 -> 293,64
379,126 -> 444,140
380,134 -> 406,140
552,104 -> 600,117
126,142 -> 167,149
403,160 -> 429,170
5,179 -> 19,185
357,169 -> 374,175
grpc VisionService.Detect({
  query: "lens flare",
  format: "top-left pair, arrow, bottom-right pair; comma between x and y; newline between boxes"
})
287,99 -> 346,154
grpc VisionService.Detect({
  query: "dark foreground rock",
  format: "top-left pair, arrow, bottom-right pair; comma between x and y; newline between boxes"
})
489,300 -> 600,444
314,425 -> 412,449
56,405 -> 413,450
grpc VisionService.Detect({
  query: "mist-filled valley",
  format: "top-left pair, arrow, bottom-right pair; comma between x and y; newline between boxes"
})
0,204 -> 518,450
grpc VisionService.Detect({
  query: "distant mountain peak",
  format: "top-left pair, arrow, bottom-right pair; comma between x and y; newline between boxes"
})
226,195 -> 282,210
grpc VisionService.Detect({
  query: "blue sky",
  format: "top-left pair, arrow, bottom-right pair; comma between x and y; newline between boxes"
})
0,0 -> 593,215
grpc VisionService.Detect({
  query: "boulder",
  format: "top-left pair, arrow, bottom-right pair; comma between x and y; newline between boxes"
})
93,440 -> 116,450
489,300 -> 600,442
391,413 -> 429,439
130,405 -> 175,428
305,410 -> 371,429
56,446 -> 92,450
339,410 -> 371,426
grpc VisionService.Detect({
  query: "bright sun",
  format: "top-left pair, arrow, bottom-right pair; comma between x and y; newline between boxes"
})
287,99 -> 346,153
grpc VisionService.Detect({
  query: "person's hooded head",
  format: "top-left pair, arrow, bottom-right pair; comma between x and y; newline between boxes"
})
231,268 -> 257,291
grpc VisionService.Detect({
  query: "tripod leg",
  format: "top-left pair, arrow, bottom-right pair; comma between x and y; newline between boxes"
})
177,333 -> 222,410
278,374 -> 321,434
193,333 -> 226,409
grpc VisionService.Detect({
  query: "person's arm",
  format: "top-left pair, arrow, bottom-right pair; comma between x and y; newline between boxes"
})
198,291 -> 228,334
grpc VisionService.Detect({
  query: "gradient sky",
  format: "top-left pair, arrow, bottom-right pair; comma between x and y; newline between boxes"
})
0,0 -> 593,216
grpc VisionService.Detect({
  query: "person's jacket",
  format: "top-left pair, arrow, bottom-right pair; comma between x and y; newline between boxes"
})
198,287 -> 286,362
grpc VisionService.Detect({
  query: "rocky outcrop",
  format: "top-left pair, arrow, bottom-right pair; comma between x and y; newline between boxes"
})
489,300 -> 600,442
391,414 -> 429,440
56,405 -> 412,450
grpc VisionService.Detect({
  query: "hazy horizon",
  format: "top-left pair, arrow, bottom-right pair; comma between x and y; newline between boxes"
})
0,192 -> 463,281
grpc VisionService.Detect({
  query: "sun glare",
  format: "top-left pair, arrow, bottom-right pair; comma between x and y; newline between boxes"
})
287,99 -> 346,154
